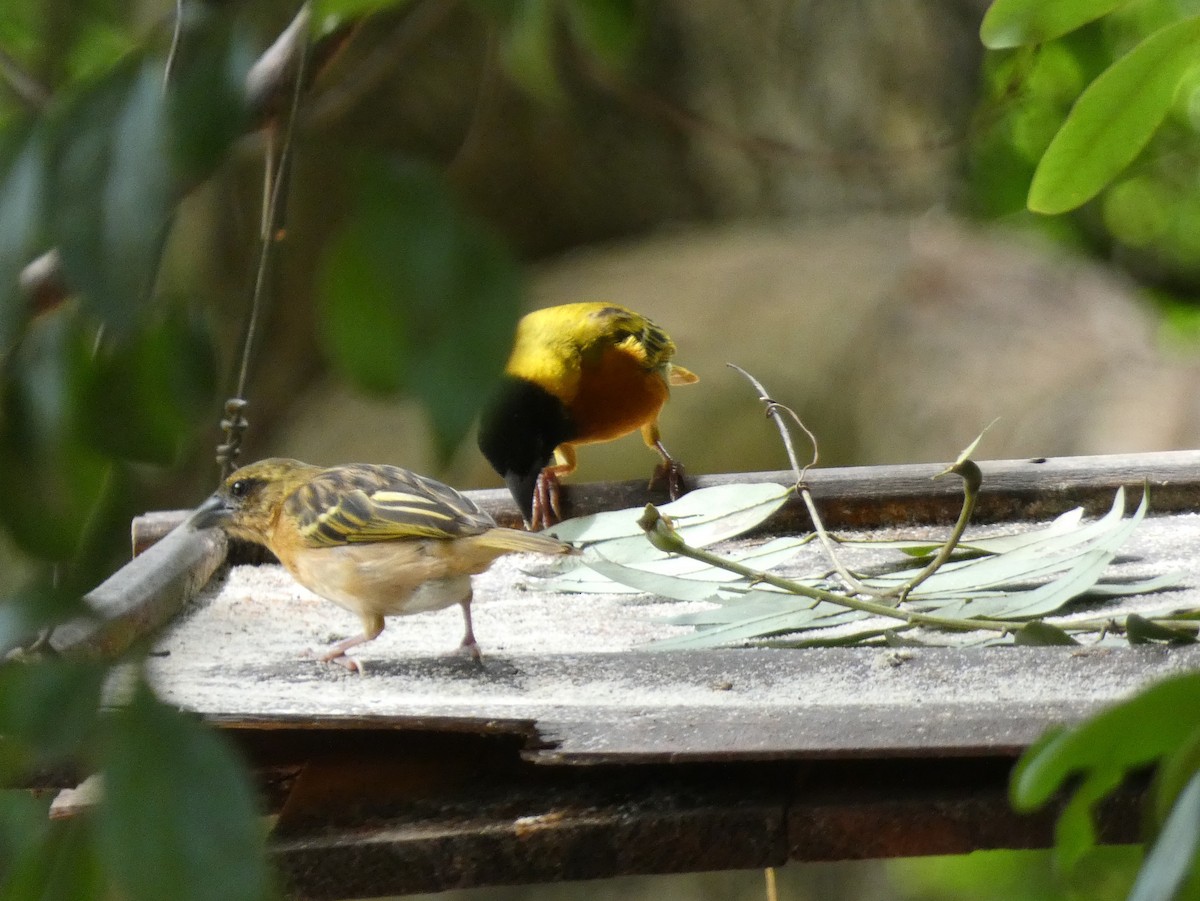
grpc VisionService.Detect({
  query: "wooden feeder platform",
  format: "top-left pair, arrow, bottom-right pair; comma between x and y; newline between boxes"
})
46,451 -> 1200,899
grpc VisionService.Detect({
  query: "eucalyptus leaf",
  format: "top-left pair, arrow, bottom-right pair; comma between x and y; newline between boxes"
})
1079,573 -> 1184,598
886,489 -> 1147,617
927,548 -> 1115,621
763,624 -> 903,649
1014,621 -> 1080,646
650,600 -> 867,650
546,482 -> 791,546
666,596 -> 862,629
1126,613 -> 1198,645
544,535 -> 809,595
836,506 -> 1086,557
584,552 -> 823,603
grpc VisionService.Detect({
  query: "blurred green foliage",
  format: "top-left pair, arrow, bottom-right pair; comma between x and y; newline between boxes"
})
972,0 -> 1200,289
890,846 -> 1143,901
318,157 -> 523,458
979,3 -> 1200,896
1006,672 -> 1200,901
0,0 -> 648,898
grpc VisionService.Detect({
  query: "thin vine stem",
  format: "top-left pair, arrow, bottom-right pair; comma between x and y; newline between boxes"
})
217,3 -> 313,480
727,364 -> 979,603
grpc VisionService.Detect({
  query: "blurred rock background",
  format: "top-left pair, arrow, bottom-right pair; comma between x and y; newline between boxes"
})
186,0 -> 1198,495
180,0 -> 1200,494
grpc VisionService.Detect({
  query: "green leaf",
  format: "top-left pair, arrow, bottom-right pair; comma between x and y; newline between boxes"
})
1128,770 -> 1200,901
496,0 -> 563,102
1054,765 -> 1125,872
544,535 -> 808,595
1028,15 -> 1200,214
0,121 -> 44,354
0,579 -> 86,659
48,55 -> 175,334
1014,621 -> 1080,645
1126,613 -> 1198,645
77,309 -> 216,465
98,680 -> 275,901
650,598 -> 867,650
1154,726 -> 1200,829
0,791 -> 52,887
317,157 -> 522,458
548,482 -> 792,547
0,659 -> 105,777
1011,672 -> 1200,811
980,0 -> 1128,49
312,0 -> 414,30
0,307 -> 114,560
903,488 -> 1149,619
0,810 -> 106,901
564,0 -> 640,66
166,9 -> 254,186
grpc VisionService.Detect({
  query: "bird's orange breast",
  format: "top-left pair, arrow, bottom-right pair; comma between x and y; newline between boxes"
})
566,344 -> 668,445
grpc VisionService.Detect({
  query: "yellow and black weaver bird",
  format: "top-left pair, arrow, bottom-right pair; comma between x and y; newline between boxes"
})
190,458 -> 574,672
478,302 -> 699,529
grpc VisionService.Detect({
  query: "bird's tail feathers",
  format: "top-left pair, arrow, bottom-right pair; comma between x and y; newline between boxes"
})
476,528 -> 576,556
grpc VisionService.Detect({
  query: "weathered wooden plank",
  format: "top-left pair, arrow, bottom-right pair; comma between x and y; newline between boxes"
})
160,647 -> 1200,762
50,523 -> 227,659
248,744 -> 1142,898
131,449 -> 1200,551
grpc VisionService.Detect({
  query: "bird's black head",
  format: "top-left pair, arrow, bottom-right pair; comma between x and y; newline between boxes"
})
478,377 -> 574,520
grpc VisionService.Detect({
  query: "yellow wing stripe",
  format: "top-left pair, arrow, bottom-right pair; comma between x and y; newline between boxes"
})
371,491 -> 435,505
285,464 -> 496,547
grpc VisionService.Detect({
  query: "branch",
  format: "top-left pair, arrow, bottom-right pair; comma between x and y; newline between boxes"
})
636,504 -> 1017,636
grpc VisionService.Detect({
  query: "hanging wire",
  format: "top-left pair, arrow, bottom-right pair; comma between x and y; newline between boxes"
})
216,5 -> 313,481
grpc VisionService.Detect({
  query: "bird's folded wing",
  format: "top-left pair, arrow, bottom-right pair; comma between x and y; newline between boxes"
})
287,469 -> 494,547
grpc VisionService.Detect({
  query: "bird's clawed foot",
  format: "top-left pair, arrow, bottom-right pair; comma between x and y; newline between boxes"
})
530,468 -> 564,530
455,637 -> 484,667
649,458 -> 689,501
323,651 -> 365,674
318,634 -> 371,674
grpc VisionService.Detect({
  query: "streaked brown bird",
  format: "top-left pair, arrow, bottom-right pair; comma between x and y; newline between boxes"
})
478,302 -> 698,529
191,458 -> 574,672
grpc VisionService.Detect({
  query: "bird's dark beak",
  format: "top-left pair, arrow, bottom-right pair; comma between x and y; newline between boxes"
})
188,493 -> 232,531
505,471 -> 539,522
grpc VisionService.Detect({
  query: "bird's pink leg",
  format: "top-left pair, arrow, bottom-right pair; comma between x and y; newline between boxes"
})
457,596 -> 483,662
320,614 -> 384,674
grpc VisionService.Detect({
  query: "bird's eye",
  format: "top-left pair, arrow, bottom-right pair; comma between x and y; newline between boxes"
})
230,479 -> 251,499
